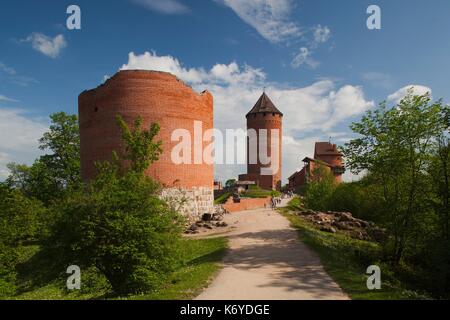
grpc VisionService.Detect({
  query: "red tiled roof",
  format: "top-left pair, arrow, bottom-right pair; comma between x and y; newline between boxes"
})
314,142 -> 342,156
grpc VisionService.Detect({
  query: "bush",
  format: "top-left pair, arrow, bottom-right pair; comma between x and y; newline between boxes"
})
78,266 -> 112,295
46,171 -> 184,294
0,243 -> 18,297
0,184 -> 49,245
304,166 -> 335,211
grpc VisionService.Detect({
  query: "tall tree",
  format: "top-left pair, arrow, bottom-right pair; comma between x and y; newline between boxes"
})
6,112 -> 81,204
342,90 -> 446,263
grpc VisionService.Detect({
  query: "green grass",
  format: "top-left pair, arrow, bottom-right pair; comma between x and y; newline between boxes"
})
6,237 -> 227,300
214,192 -> 231,204
285,196 -> 303,211
125,237 -> 227,300
241,185 -> 280,199
279,199 -> 427,300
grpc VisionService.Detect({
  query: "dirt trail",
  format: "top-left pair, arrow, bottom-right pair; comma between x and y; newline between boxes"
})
195,199 -> 349,300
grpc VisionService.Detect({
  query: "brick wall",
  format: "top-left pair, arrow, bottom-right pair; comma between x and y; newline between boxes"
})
78,70 -> 214,220
245,112 -> 283,190
79,70 -> 213,189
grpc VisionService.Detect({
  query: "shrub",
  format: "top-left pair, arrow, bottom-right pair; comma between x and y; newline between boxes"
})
46,172 -> 184,294
44,115 -> 185,295
304,166 -> 336,211
0,243 -> 18,297
0,184 -> 49,245
78,266 -> 112,295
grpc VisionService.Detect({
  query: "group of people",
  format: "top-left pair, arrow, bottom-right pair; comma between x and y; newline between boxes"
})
270,197 -> 282,210
267,191 -> 295,210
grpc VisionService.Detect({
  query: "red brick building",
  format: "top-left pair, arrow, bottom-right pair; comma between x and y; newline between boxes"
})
78,70 -> 214,220
288,142 -> 345,191
238,92 -> 283,190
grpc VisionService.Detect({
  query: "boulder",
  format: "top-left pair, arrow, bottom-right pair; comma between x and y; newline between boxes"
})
216,221 -> 228,227
202,213 -> 213,221
203,223 -> 213,230
335,212 -> 354,222
320,226 -> 337,233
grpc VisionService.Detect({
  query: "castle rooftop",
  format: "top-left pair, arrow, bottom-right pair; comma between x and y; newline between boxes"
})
246,92 -> 283,117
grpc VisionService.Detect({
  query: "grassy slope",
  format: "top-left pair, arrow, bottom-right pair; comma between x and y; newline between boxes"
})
242,185 -> 280,198
214,192 -> 231,204
280,199 -> 427,300
9,237 -> 227,300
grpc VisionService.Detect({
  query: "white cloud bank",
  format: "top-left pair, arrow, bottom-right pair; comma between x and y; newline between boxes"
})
387,85 -> 432,103
0,108 -> 47,180
22,33 -> 67,58
121,51 -> 265,85
216,1 -> 332,70
120,51 -> 375,183
218,0 -> 303,43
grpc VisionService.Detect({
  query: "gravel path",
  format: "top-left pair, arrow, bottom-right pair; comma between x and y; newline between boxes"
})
195,199 -> 349,300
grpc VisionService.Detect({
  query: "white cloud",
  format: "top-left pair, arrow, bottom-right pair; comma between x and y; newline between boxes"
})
0,62 -> 16,75
120,51 -> 265,85
219,0 -> 302,43
131,0 -> 189,14
121,51 -> 207,83
387,85 -> 432,104
0,95 -> 18,103
23,33 -> 67,58
0,108 -> 48,180
312,25 -> 331,46
118,52 -> 374,183
291,47 -> 319,69
216,1 -> 331,71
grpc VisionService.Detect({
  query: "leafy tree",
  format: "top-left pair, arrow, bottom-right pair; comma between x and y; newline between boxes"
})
0,184 -> 49,245
115,115 -> 162,175
0,184 -> 49,297
328,177 -> 385,223
342,90 -> 447,264
6,112 -> 81,204
39,112 -> 81,187
46,115 -> 182,294
48,172 -> 183,294
429,129 -> 450,241
304,165 -> 336,211
225,179 -> 237,188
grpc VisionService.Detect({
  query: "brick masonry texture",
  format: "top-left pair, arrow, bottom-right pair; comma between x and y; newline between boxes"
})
78,70 -> 214,220
240,112 -> 283,190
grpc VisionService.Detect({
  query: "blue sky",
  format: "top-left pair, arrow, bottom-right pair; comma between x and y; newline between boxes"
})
1,0 -> 449,182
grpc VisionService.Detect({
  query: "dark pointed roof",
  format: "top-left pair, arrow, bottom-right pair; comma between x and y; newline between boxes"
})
246,92 -> 283,117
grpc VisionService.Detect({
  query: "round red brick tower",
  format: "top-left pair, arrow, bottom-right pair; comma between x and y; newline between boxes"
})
78,70 -> 214,219
240,92 -> 283,190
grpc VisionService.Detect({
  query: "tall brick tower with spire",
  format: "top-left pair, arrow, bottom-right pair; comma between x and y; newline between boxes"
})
239,92 -> 283,190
